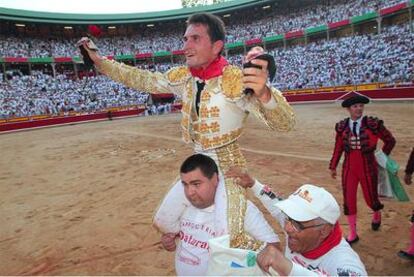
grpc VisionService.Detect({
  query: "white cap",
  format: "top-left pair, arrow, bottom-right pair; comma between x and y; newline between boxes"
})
275,184 -> 340,224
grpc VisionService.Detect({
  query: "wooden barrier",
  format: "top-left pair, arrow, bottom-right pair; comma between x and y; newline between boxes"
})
285,87 -> 414,103
0,103 -> 183,133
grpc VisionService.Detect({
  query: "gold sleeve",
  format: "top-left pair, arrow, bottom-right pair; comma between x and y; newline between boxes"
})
97,58 -> 188,95
252,87 -> 296,132
221,65 -> 295,132
221,65 -> 244,101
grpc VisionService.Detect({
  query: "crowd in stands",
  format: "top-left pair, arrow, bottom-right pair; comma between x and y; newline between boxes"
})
225,23 -> 413,89
1,22 -> 413,118
0,0 -> 408,57
0,0 -> 413,119
226,0 -> 404,43
0,70 -> 149,119
268,24 -> 414,89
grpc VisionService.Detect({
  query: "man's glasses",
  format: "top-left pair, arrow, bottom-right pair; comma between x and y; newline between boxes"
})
283,213 -> 326,232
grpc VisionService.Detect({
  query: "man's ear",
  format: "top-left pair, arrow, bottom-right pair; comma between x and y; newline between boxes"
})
212,172 -> 219,187
320,224 -> 333,240
213,40 -> 224,56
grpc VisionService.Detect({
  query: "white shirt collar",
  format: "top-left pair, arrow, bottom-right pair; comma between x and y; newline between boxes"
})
349,116 -> 362,126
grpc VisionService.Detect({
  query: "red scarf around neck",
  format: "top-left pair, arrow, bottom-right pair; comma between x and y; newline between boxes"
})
302,222 -> 343,259
189,56 -> 228,81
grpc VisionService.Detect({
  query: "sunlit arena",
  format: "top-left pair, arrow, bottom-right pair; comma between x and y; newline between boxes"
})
1,0 -> 414,275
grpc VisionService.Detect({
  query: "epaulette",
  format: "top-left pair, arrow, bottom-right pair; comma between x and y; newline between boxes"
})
366,116 -> 384,132
166,66 -> 190,84
335,118 -> 348,133
221,65 -> 244,101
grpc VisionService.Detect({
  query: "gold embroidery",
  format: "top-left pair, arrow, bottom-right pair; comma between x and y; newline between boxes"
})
252,87 -> 296,132
199,106 -> 220,119
182,131 -> 191,143
200,90 -> 211,102
195,128 -> 242,149
200,106 -> 209,118
186,81 -> 193,99
210,106 -> 220,117
180,82 -> 194,144
221,65 -> 243,101
166,66 -> 190,84
181,116 -> 189,130
215,142 -> 246,170
98,58 -> 165,93
200,123 -> 209,133
193,122 -> 221,134
181,102 -> 192,114
180,114 -> 191,143
210,122 -> 220,132
216,143 -> 263,250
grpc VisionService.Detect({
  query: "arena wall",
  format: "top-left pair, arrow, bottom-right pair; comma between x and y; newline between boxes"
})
1,87 -> 413,133
0,104 -> 182,133
285,87 -> 414,104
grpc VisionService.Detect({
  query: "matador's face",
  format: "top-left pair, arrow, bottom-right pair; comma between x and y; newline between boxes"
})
183,23 -> 223,70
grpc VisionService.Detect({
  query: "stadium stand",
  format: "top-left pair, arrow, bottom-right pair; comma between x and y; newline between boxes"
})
0,0 -> 413,120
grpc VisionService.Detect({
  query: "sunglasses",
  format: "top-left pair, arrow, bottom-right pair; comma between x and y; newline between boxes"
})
283,213 -> 326,232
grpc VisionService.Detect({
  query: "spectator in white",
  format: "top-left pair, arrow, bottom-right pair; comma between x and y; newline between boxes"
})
226,167 -> 367,276
0,1 -> 408,58
2,9 -> 413,119
159,154 -> 280,276
0,70 -> 149,118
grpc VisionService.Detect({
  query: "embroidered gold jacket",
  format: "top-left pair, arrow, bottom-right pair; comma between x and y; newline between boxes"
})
98,59 -> 295,151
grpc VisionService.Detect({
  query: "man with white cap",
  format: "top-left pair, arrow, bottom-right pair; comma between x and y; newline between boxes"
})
226,167 -> 367,276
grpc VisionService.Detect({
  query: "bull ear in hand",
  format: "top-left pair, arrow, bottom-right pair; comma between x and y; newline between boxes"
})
242,53 -> 277,95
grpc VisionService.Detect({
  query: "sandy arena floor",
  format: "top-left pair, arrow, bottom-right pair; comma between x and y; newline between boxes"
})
0,102 -> 413,275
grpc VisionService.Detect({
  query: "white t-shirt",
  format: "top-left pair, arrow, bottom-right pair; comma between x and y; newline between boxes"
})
175,201 -> 279,276
251,180 -> 367,276
286,239 -> 367,276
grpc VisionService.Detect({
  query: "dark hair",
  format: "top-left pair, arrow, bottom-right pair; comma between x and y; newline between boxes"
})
180,154 -> 218,179
187,12 -> 226,43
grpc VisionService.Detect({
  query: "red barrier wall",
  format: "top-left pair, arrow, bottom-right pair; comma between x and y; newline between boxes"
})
1,86 -> 412,133
0,109 -> 144,133
285,87 -> 414,103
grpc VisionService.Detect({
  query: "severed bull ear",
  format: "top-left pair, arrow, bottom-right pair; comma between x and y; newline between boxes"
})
242,53 -> 277,95
78,39 -> 98,69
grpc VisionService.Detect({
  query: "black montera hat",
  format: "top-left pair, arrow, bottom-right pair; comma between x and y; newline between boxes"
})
341,95 -> 370,108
